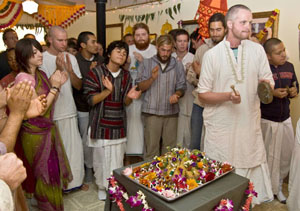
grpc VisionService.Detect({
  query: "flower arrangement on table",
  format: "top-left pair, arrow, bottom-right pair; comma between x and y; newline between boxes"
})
123,147 -> 233,200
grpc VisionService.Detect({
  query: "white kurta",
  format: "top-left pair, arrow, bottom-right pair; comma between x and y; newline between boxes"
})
198,39 -> 274,204
40,51 -> 85,190
126,44 -> 157,155
287,119 -> 300,211
172,52 -> 194,148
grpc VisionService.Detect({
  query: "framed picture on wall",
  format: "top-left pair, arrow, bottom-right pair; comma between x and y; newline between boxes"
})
252,11 -> 279,38
180,20 -> 198,35
106,23 -> 123,48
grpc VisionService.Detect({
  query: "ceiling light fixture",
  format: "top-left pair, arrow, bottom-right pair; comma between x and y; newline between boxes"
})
22,0 -> 39,15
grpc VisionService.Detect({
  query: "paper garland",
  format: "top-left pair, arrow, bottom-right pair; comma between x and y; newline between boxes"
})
0,0 -> 23,32
32,4 -> 86,28
119,3 -> 181,24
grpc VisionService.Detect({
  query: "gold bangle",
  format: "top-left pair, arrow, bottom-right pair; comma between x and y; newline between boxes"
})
49,90 -> 57,96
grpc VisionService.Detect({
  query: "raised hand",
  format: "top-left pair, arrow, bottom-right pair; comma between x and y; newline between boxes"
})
65,54 -> 73,73
102,75 -> 113,92
90,61 -> 98,70
25,94 -> 47,119
56,53 -> 66,71
169,94 -> 180,104
50,70 -> 63,89
6,81 -> 32,118
151,65 -> 159,80
133,52 -> 144,63
60,71 -> 69,86
127,85 -> 141,99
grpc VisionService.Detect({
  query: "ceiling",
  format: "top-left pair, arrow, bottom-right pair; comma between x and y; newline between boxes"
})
35,0 -> 161,11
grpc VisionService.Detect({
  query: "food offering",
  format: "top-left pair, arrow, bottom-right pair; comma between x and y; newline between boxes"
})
122,147 -> 234,201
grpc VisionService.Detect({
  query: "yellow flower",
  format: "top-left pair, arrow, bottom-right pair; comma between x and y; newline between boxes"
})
187,179 -> 198,190
197,162 -> 203,169
141,162 -> 149,168
145,172 -> 156,181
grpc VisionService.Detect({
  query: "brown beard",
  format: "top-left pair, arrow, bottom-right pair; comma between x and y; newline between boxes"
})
135,38 -> 150,50
157,53 -> 171,64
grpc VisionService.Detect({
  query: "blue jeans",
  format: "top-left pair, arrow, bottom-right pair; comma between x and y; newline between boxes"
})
189,104 -> 204,150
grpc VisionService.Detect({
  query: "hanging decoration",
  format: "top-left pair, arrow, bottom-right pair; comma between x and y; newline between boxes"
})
0,0 -> 23,32
124,24 -> 133,35
160,19 -> 172,35
255,9 -> 279,41
16,23 -> 45,34
118,3 -> 181,25
32,4 -> 85,28
194,0 -> 227,39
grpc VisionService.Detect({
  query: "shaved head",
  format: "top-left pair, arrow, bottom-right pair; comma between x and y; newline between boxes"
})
48,26 -> 66,38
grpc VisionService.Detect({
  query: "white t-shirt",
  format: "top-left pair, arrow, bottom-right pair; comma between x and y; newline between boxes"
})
129,44 -> 157,85
40,51 -> 82,120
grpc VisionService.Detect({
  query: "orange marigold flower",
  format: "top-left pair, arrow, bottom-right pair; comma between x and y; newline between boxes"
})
197,162 -> 203,168
187,179 -> 198,190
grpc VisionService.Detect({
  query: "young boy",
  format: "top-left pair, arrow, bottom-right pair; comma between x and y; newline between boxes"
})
83,41 -> 141,200
261,38 -> 298,203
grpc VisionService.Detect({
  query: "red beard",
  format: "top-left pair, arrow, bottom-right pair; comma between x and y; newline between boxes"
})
135,39 -> 150,50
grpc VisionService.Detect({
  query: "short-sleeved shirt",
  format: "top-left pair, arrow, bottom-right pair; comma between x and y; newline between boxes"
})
40,51 -> 82,120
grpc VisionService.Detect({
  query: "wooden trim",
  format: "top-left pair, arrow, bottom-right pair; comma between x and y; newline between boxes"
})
252,11 -> 279,38
106,23 -> 123,37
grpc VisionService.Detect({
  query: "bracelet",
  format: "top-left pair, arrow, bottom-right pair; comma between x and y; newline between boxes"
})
49,90 -> 57,96
51,86 -> 60,92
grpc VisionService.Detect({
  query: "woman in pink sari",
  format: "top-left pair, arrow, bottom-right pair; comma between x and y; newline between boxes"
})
14,38 -> 72,210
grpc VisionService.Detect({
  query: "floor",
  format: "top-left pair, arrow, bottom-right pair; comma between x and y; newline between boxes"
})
28,182 -> 289,211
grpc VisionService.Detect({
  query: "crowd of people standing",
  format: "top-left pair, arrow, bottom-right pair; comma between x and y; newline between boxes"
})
0,3 -> 299,211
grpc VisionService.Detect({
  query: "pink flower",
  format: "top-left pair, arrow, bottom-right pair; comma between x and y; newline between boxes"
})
162,189 -> 176,198
123,167 -> 133,176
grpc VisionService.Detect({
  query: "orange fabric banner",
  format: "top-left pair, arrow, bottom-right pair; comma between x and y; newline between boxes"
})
194,0 -> 227,39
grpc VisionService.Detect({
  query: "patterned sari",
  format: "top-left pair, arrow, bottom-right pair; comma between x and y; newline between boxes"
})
15,70 -> 72,210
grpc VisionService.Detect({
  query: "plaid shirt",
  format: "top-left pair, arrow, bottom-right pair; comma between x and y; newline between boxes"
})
136,55 -> 186,116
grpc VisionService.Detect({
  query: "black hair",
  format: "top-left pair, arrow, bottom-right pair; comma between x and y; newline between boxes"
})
263,38 -> 282,55
67,39 -> 78,51
105,40 -> 129,65
2,28 -> 16,42
174,29 -> 189,41
190,28 -> 202,41
209,13 -> 226,29
15,38 -> 43,73
77,31 -> 95,49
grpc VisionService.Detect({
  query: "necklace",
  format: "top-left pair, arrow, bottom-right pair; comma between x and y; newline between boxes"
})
224,42 -> 245,84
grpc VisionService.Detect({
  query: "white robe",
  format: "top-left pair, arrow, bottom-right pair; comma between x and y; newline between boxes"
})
172,52 -> 194,148
198,39 -> 274,204
126,44 -> 157,155
287,118 -> 300,211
